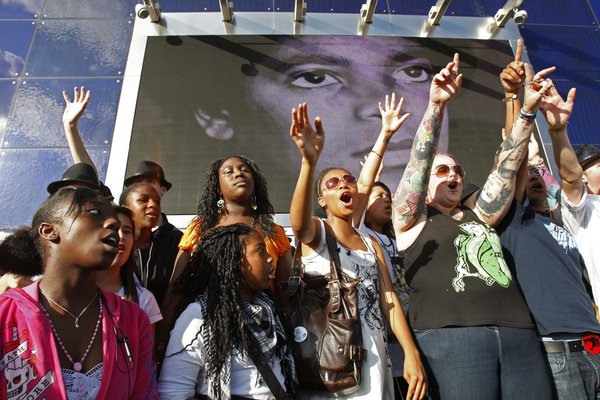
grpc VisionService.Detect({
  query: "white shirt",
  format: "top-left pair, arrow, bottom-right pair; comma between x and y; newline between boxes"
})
560,190 -> 600,303
158,301 -> 285,399
298,219 -> 394,399
116,286 -> 163,324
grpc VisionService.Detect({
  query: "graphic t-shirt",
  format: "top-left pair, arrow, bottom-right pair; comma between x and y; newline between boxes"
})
400,206 -> 533,330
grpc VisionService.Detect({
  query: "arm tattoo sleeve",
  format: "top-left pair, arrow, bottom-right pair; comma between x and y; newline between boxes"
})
392,104 -> 444,225
476,118 -> 532,221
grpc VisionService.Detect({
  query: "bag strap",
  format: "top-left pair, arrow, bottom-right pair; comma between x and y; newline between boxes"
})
244,329 -> 290,400
323,221 -> 342,313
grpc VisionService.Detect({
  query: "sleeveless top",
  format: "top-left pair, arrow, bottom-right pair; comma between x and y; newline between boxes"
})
298,220 -> 393,399
400,206 -> 533,330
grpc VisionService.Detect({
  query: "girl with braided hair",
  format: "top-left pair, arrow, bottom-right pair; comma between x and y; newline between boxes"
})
157,156 -> 292,366
158,223 -> 296,399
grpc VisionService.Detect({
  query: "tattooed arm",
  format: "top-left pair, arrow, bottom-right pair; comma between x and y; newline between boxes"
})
392,54 -> 462,237
473,64 -> 555,226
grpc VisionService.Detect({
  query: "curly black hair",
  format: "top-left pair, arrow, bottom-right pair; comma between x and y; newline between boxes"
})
195,156 -> 275,237
171,223 -> 254,380
0,228 -> 44,277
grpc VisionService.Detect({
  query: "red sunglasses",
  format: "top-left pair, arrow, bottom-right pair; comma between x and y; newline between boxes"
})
322,174 -> 357,191
432,164 -> 465,178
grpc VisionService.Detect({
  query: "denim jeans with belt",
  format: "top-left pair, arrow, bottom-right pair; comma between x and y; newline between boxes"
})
414,326 -> 552,400
546,343 -> 600,400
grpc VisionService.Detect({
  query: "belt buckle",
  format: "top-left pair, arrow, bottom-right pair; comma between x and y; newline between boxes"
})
582,335 -> 600,355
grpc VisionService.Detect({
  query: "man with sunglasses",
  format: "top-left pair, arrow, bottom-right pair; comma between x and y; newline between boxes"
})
392,53 -> 555,399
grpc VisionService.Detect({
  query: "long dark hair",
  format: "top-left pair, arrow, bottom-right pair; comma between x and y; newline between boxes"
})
114,206 -> 140,304
171,223 -> 254,379
195,156 -> 275,236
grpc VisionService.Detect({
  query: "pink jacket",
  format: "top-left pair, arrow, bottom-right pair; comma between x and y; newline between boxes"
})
0,281 -> 158,399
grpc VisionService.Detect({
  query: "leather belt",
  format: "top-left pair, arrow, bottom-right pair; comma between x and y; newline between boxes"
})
543,339 -> 584,353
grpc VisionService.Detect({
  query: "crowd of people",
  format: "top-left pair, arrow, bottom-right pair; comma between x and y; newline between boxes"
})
0,38 -> 599,400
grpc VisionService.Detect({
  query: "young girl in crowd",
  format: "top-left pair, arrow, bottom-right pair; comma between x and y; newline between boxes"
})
159,223 -> 296,399
0,187 -> 157,399
172,155 -> 292,288
158,156 -> 292,364
118,182 -> 181,307
289,102 -> 427,400
96,206 -> 163,335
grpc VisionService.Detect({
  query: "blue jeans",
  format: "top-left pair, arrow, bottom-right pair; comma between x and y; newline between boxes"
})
414,326 -> 552,400
546,345 -> 600,399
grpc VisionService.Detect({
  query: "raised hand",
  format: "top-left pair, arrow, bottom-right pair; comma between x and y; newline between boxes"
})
500,38 -> 525,95
62,86 -> 90,126
290,102 -> 324,163
379,92 -> 410,135
540,85 -> 576,130
522,63 -> 556,114
430,53 -> 462,105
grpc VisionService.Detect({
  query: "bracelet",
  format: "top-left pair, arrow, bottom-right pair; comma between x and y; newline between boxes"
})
502,94 -> 519,103
529,156 -> 544,166
518,108 -> 536,121
370,150 -> 382,158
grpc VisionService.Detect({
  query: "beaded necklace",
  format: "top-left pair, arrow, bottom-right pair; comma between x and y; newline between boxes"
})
40,293 -> 103,372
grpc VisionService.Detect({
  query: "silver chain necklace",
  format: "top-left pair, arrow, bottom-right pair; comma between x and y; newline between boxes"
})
40,294 -> 103,372
40,289 -> 98,328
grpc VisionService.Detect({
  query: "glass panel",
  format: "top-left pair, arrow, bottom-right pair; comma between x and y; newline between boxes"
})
42,0 -> 136,18
553,81 -> 600,146
158,0 -> 219,12
0,147 -> 110,229
24,19 -> 132,77
0,0 -> 44,19
0,80 -> 17,140
3,78 -> 122,148
521,25 -> 600,82
0,21 -> 36,78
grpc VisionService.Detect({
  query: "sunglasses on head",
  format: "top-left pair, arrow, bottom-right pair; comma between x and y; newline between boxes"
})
322,174 -> 357,191
528,167 -> 545,178
432,164 -> 465,178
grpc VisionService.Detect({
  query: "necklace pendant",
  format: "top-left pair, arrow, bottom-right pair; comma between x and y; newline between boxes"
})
74,319 -> 79,328
73,362 -> 82,372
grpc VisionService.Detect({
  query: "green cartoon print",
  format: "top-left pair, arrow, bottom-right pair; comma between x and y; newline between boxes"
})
452,221 -> 511,292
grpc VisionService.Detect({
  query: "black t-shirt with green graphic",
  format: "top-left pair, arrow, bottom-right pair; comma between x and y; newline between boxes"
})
400,206 -> 533,330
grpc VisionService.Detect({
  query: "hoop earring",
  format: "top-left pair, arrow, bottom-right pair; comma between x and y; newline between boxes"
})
217,197 -> 225,214
250,194 -> 257,211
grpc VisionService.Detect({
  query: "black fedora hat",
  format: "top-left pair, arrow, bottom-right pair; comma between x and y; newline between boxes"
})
47,163 -> 100,194
124,160 -> 172,191
576,144 -> 600,170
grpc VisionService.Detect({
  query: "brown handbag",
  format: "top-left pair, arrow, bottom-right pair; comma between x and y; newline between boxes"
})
284,222 -> 365,395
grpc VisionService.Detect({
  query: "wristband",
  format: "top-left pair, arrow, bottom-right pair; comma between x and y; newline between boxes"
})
518,109 -> 536,121
502,94 -> 519,103
370,150 -> 382,158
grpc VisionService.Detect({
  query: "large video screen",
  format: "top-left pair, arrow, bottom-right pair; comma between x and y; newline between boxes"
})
129,35 -> 518,214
